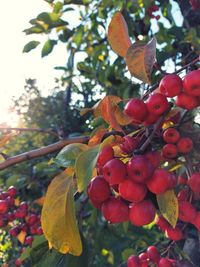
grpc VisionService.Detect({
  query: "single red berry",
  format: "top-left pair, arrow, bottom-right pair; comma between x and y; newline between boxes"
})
101,197 -> 129,224
147,246 -> 160,263
129,200 -> 156,226
6,196 -> 15,207
144,151 -> 161,168
30,226 -> 38,235
177,188 -> 190,201
127,155 -> 154,183
146,93 -> 169,116
36,226 -> 43,235
97,145 -> 114,167
159,74 -> 183,97
7,212 -> 15,222
143,111 -> 159,126
176,93 -> 198,110
15,258 -> 22,266
156,216 -> 170,232
127,255 -> 141,267
0,192 -> 8,200
138,252 -> 149,262
27,214 -> 38,226
188,172 -> 200,193
124,98 -> 148,123
177,137 -> 193,153
119,179 -> 147,203
103,158 -> 127,185
14,208 -> 28,219
158,258 -> 174,267
163,128 -> 180,143
162,144 -> 178,158
178,201 -> 197,223
20,223 -> 28,232
178,175 -> 188,185
147,169 -> 173,194
89,198 -> 102,209
24,235 -> 34,247
9,226 -> 21,237
19,201 -> 28,210
183,69 -> 200,96
165,226 -> 184,241
7,186 -> 17,197
87,176 -> 111,203
0,200 -> 9,214
120,136 -> 139,154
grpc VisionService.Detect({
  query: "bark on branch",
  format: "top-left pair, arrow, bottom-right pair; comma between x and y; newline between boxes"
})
0,136 -> 89,170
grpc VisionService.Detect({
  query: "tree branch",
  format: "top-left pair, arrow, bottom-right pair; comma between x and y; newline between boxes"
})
0,127 -> 60,138
0,136 -> 89,170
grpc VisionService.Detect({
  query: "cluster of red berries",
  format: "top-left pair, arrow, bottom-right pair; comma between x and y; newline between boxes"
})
0,186 -> 43,266
146,5 -> 160,20
189,0 -> 200,10
162,127 -> 193,159
87,143 -> 178,226
127,245 -> 177,267
124,69 -> 200,127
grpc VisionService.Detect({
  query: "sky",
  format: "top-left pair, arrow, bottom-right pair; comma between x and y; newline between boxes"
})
0,0 -> 68,126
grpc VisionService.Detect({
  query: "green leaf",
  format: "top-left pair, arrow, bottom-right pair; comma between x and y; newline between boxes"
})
75,145 -> 99,192
23,41 -> 40,53
55,143 -> 88,167
37,12 -> 61,24
41,169 -> 82,255
53,1 -> 63,13
41,39 -> 57,57
157,190 -> 178,228
23,26 -> 45,35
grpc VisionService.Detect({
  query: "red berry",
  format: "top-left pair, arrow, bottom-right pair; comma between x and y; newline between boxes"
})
9,226 -> 21,237
143,112 -> 159,125
147,169 -> 173,194
147,246 -> 160,263
24,235 -> 34,247
19,201 -> 28,210
27,214 -> 38,226
177,137 -> 193,153
120,136 -> 139,154
165,226 -> 184,241
15,258 -> 22,266
103,159 -> 127,185
101,197 -> 129,223
176,93 -> 198,110
146,93 -> 169,116
139,252 -> 149,262
177,188 -> 190,201
0,215 -> 8,227
87,176 -> 111,203
36,226 -> 43,235
97,145 -> 114,167
7,186 -> 17,197
183,69 -> 200,96
158,258 -> 174,267
127,255 -> 141,267
7,212 -> 15,222
0,192 -> 8,200
163,128 -> 180,144
159,74 -> 183,97
119,179 -> 147,203
162,144 -> 178,158
14,208 -> 28,219
144,151 -> 161,168
6,196 -> 15,207
129,200 -> 156,226
178,201 -> 197,223
188,172 -> 200,193
124,98 -> 148,123
0,200 -> 9,214
156,216 -> 170,232
127,156 -> 154,183
178,175 -> 188,185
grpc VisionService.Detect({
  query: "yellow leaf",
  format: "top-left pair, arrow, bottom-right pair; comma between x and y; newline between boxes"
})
157,190 -> 178,228
17,231 -> 27,244
107,11 -> 132,57
169,163 -> 183,172
125,37 -> 156,84
41,170 -> 82,255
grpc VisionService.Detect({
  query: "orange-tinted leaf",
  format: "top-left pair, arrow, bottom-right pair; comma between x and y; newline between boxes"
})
89,127 -> 107,146
115,106 -> 132,125
125,37 -> 156,84
17,231 -> 27,244
108,11 -> 132,57
34,196 -> 45,206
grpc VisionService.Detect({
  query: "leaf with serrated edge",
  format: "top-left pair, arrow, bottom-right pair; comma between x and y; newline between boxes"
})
125,37 -> 156,84
75,146 -> 99,192
108,11 -> 132,57
41,170 -> 82,255
157,190 -> 178,228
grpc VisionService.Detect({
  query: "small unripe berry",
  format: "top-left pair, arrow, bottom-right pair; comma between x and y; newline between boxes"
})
127,156 -> 154,183
188,172 -> 200,193
163,128 -> 180,144
146,93 -> 169,116
101,197 -> 129,223
159,74 -> 183,97
119,179 -> 147,203
129,200 -> 156,226
124,98 -> 148,123
177,137 -> 193,153
103,159 -> 127,185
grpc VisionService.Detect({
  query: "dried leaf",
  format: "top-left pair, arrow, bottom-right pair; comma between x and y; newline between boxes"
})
125,37 -> 156,84
107,11 -> 132,57
41,170 -> 82,255
88,127 -> 107,146
157,190 -> 178,228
